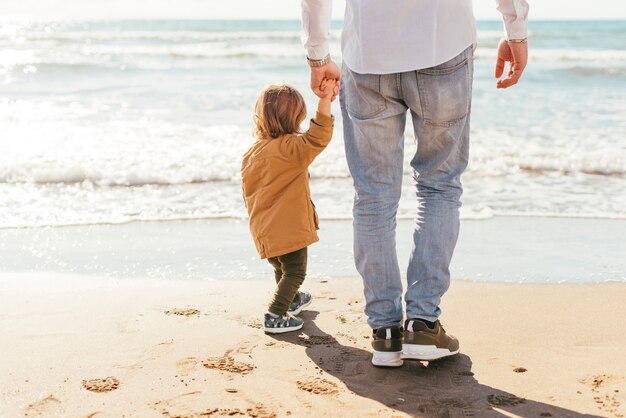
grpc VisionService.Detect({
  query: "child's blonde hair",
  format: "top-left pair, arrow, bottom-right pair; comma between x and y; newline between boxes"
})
253,84 -> 307,140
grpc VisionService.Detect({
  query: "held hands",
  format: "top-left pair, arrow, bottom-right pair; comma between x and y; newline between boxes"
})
495,39 -> 528,89
317,78 -> 337,117
320,78 -> 339,101
310,61 -> 341,100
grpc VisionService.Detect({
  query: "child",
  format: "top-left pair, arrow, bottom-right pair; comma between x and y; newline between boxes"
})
241,80 -> 337,334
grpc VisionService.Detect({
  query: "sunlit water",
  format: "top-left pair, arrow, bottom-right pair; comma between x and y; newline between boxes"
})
1,19 -> 625,228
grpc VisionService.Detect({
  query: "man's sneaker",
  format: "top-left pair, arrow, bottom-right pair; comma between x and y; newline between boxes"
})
402,319 -> 460,361
371,326 -> 404,367
264,313 -> 303,334
287,291 -> 312,315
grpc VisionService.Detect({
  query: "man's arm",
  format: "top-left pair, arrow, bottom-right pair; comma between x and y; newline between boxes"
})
302,0 -> 332,61
302,0 -> 341,98
494,0 -> 529,88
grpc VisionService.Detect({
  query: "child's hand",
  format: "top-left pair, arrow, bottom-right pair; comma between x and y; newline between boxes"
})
320,78 -> 338,101
317,78 -> 337,117
331,83 -> 339,101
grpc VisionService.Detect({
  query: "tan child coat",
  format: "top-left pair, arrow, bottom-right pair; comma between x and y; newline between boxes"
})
241,112 -> 334,259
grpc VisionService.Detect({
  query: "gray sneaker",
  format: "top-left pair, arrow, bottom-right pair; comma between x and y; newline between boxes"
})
371,326 -> 404,367
402,319 -> 460,361
287,291 -> 312,315
264,313 -> 303,334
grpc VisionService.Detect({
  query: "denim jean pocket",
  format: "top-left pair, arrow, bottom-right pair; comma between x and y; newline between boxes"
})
343,67 -> 387,120
417,50 -> 472,127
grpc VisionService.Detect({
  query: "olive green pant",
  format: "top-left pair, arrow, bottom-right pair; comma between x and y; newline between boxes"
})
267,247 -> 307,315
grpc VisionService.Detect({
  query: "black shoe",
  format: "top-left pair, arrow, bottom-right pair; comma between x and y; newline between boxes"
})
371,326 -> 403,367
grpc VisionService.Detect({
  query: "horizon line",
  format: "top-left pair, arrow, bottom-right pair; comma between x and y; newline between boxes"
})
2,16 -> 626,22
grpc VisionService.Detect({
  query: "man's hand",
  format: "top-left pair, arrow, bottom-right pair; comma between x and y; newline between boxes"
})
310,61 -> 341,99
495,39 -> 528,89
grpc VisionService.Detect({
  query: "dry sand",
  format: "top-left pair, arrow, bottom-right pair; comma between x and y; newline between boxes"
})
1,273 -> 625,417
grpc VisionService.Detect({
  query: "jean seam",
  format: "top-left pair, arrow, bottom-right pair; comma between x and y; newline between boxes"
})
415,70 -> 426,121
395,73 -> 402,97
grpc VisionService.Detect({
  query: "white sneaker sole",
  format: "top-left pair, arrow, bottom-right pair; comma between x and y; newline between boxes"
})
402,344 -> 459,361
264,323 -> 303,334
372,350 -> 403,367
287,298 -> 312,316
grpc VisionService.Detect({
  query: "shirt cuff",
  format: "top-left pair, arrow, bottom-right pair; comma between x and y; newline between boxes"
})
306,44 -> 330,61
312,111 -> 334,127
502,0 -> 529,40
504,20 -> 528,40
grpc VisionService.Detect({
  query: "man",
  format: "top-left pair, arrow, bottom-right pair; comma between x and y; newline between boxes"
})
301,0 -> 529,367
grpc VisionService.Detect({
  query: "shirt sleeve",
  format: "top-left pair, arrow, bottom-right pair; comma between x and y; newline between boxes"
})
280,112 -> 334,167
495,0 -> 530,40
301,0 -> 332,59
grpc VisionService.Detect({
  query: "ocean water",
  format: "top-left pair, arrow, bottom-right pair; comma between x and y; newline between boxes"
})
1,19 -> 625,228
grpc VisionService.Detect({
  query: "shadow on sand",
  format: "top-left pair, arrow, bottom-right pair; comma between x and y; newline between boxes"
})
269,311 -> 600,418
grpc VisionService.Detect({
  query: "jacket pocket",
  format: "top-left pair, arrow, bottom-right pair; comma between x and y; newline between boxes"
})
310,200 -> 320,230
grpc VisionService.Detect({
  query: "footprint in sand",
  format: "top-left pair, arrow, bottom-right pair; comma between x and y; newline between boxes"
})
581,374 -> 625,392
24,395 -> 64,417
153,391 -> 276,418
245,319 -> 264,329
487,394 -> 525,406
580,374 -> 625,417
298,334 -> 336,346
335,332 -> 358,345
176,357 -> 199,376
413,398 -> 474,416
230,339 -> 260,356
202,356 -> 255,375
82,376 -> 121,393
297,377 -> 339,395
164,308 -> 200,316
115,339 -> 174,378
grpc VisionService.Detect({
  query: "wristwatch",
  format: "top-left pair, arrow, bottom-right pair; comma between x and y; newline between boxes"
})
307,54 -> 331,67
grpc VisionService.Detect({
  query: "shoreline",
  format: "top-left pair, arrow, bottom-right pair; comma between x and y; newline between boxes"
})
4,210 -> 626,231
1,216 -> 624,283
1,273 -> 625,417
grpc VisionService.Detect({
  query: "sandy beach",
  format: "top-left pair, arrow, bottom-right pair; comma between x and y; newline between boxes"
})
2,10 -> 626,418
1,270 -> 625,417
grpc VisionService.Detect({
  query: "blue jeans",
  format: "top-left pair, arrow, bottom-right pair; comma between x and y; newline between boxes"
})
340,46 -> 474,329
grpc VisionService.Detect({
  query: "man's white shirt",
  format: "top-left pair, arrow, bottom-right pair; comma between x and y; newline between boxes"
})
302,0 -> 529,74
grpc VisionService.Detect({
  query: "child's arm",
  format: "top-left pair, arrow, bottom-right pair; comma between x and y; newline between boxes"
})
280,79 -> 337,167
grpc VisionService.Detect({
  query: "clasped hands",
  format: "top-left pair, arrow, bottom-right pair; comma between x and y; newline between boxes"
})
310,61 -> 341,100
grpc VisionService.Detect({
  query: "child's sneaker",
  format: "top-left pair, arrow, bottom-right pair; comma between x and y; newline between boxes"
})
264,313 -> 303,334
287,291 -> 312,315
